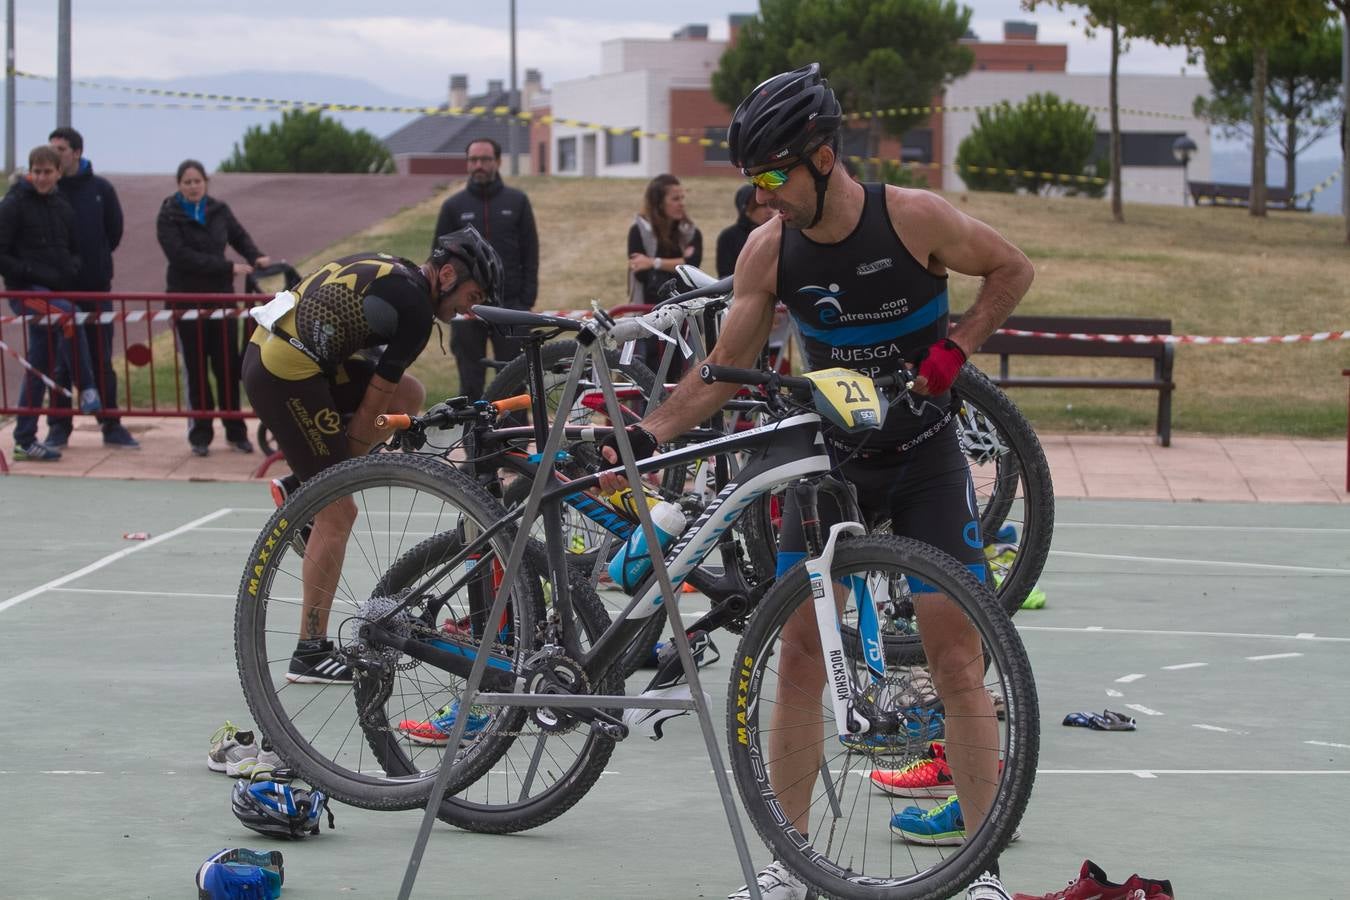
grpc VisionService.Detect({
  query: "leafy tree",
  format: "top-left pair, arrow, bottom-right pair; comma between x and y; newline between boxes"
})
1127,0 -> 1331,217
712,0 -> 974,176
220,109 -> 394,174
955,93 -> 1106,197
1023,1 -> 1165,223
1194,20 -> 1342,194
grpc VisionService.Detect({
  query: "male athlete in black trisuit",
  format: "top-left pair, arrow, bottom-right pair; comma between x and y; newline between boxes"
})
598,65 -> 1034,900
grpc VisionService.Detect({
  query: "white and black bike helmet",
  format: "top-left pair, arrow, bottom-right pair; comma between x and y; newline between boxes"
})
231,776 -> 334,840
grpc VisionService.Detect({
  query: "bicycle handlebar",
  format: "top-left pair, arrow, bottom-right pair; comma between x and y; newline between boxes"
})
374,393 -> 531,432
700,364 -> 913,396
602,303 -> 691,344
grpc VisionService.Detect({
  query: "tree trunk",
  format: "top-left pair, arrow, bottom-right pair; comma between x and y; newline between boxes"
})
1284,82 -> 1297,194
1109,17 -> 1124,222
1250,44 -> 1268,217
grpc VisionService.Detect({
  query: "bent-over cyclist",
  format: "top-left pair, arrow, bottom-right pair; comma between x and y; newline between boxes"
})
597,64 -> 1034,900
242,226 -> 503,685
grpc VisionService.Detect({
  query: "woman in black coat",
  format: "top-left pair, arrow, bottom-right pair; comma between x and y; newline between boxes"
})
157,159 -> 270,455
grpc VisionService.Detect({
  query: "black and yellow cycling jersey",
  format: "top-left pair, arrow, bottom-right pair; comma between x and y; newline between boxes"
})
249,253 -> 435,383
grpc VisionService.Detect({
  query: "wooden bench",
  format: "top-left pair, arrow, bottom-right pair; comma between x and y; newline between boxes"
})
1187,180 -> 1311,212
962,314 -> 1177,447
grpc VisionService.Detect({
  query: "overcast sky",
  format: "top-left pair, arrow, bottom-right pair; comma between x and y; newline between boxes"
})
11,0 -> 1198,101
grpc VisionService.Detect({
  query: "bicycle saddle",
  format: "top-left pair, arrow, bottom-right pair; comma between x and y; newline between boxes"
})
655,273 -> 734,307
471,305 -> 583,333
675,264 -> 720,289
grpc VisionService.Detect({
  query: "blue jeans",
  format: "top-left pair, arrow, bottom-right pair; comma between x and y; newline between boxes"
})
8,296 -> 97,446
48,298 -> 122,437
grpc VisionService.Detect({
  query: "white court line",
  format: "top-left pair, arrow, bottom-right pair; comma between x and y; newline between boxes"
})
1305,740 -> 1350,750
50,587 -> 234,600
1125,703 -> 1164,716
1049,549 -> 1350,576
1162,662 -> 1208,670
0,508 -> 233,615
1115,673 -> 1146,683
1246,652 -> 1304,661
1018,625 -> 1350,643
1059,522 -> 1350,534
1193,724 -> 1248,735
1037,769 -> 1350,776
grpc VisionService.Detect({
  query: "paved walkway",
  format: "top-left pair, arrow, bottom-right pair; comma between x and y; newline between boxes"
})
2,415 -> 1346,503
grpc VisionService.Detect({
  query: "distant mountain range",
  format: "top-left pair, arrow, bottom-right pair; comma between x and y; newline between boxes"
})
4,71 -> 429,175
1210,149 -> 1344,216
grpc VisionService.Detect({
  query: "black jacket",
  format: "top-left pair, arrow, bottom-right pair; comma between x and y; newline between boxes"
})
716,184 -> 757,278
57,159 -> 123,291
434,175 -> 538,309
156,194 -> 263,300
0,178 -> 81,291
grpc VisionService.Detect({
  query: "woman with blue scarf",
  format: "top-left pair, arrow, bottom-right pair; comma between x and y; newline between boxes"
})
157,159 -> 270,456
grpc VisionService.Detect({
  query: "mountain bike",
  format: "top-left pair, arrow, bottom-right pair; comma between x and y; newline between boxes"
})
234,302 -> 1038,900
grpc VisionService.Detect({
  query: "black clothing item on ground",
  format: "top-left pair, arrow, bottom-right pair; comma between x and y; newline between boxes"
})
433,175 -> 538,310
777,182 -> 950,447
156,194 -> 263,298
177,317 -> 248,447
450,319 -> 520,402
242,344 -> 376,482
0,179 -> 80,291
57,159 -> 122,291
626,221 -> 703,305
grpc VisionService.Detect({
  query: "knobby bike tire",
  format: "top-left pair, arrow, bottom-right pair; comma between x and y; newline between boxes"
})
367,530 -> 623,833
235,454 -> 542,812
727,535 -> 1039,900
952,364 -> 1055,617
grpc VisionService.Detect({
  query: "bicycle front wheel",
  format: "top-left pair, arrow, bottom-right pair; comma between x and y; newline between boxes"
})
728,535 -> 1038,900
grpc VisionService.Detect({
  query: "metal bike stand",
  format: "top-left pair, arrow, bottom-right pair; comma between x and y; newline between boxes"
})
396,336 -> 764,900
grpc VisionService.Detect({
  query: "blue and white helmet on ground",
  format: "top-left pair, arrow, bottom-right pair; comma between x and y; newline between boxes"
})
231,776 -> 334,839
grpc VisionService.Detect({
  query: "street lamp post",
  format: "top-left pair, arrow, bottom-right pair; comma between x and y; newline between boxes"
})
1172,136 -> 1197,207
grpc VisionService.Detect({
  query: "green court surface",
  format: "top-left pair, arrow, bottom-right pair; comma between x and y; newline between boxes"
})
1,477 -> 1347,899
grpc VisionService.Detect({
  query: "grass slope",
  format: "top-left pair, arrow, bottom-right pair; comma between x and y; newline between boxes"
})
138,177 -> 1350,439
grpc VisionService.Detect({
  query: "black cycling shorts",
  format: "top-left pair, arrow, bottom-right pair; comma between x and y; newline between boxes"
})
775,421 -> 986,590
242,343 -> 375,482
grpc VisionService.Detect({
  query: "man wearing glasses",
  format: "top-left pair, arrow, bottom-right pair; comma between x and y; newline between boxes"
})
598,64 -> 1033,900
434,137 -> 540,401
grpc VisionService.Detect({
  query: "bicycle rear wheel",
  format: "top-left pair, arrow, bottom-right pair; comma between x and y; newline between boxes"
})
235,454 -> 543,811
484,339 -> 656,423
952,365 -> 1054,616
728,535 -> 1038,900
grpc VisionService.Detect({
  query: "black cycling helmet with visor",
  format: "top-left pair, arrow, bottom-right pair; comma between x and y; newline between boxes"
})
429,224 -> 504,307
728,62 -> 843,228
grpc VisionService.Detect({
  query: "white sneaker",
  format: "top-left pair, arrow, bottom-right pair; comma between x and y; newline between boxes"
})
728,860 -> 807,900
966,871 -> 1013,900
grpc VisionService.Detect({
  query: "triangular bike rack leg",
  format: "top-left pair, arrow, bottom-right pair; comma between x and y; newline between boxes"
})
395,339 -> 764,900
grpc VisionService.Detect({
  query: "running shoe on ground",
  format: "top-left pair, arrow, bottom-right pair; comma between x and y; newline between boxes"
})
397,700 -> 490,746
286,639 -> 353,684
727,860 -> 807,900
870,741 -> 952,797
968,872 -> 1014,900
14,441 -> 61,462
840,707 -> 944,753
207,722 -> 258,776
233,737 -> 284,780
890,795 -> 1021,846
102,425 -> 140,448
1012,860 -> 1173,900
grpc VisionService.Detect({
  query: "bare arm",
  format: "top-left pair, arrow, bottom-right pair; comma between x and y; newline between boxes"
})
889,187 -> 1034,361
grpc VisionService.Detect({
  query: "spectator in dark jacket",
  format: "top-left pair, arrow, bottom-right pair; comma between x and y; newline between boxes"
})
433,137 -> 539,400
46,126 -> 137,449
156,159 -> 270,456
715,183 -> 771,278
0,145 -> 89,462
